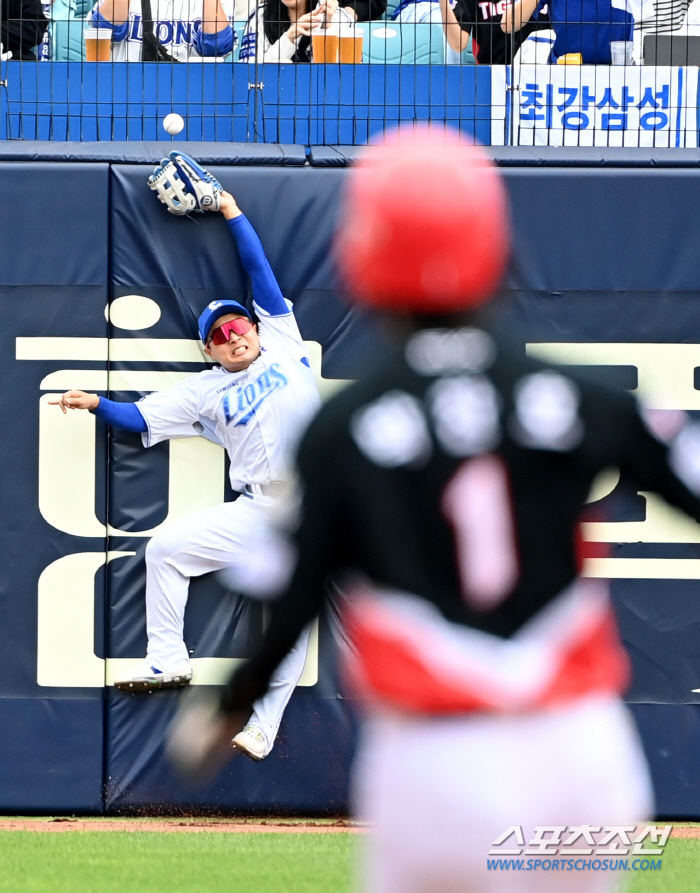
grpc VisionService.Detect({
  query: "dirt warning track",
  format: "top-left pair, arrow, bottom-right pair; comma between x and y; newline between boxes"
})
0,818 -> 362,834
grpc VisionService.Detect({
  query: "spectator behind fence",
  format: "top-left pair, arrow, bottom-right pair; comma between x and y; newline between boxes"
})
635,0 -> 688,57
90,0 -> 234,60
2,0 -> 48,59
668,0 -> 700,51
502,0 -> 652,61
52,0 -> 93,60
438,0 -> 550,62
240,0 -> 381,61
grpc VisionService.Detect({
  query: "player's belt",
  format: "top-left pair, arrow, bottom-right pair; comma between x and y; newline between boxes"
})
243,482 -> 287,498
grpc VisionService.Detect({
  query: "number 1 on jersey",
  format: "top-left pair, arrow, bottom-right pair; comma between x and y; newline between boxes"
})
441,454 -> 519,612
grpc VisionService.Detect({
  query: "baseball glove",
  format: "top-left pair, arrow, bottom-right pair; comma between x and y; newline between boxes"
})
148,151 -> 223,216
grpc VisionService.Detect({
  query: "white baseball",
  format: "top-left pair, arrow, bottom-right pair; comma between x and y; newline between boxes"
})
163,113 -> 185,135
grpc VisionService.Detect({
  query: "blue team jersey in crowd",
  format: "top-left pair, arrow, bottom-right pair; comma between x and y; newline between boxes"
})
547,0 -> 634,63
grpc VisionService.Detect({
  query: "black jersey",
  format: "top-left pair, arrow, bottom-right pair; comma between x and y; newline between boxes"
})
222,326 -> 700,716
453,0 -> 550,64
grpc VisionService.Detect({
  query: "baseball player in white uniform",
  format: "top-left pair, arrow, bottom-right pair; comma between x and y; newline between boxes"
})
51,184 -> 321,761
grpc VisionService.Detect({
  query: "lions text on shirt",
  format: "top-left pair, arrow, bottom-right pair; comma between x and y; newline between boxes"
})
136,301 -> 321,491
91,0 -> 235,61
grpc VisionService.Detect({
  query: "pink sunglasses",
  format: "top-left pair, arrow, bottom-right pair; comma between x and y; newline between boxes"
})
208,317 -> 254,345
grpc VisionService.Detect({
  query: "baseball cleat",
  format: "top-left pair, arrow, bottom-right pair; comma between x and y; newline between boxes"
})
114,660 -> 192,693
232,725 -> 267,761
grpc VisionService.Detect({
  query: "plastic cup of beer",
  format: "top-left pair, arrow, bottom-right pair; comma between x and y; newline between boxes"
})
339,24 -> 363,63
609,40 -> 634,65
84,28 -> 112,61
312,26 -> 339,63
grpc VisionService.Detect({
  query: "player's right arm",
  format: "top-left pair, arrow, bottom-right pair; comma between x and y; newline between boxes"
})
49,390 -> 147,432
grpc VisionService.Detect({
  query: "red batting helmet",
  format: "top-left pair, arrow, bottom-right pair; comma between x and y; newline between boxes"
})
335,125 -> 510,314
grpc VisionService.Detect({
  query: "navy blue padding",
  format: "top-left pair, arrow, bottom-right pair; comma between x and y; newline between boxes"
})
489,147 -> 700,167
105,692 -> 357,814
0,163 -> 109,286
308,146 -> 364,167
0,699 -> 104,813
629,704 -> 700,818
502,167 -> 700,293
307,146 -> 700,169
0,173 -> 108,812
0,142 -> 308,165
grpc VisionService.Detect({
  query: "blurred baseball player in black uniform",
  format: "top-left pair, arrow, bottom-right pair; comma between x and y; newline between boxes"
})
169,128 -> 700,892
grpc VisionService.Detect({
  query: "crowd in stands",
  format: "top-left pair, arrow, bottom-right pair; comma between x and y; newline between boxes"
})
2,0 -> 700,65
2,0 -> 48,59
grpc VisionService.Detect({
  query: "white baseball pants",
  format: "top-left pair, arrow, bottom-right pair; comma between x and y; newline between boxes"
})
352,696 -> 653,893
144,496 -> 310,756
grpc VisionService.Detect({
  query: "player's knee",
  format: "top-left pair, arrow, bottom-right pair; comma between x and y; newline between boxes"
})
145,529 -> 179,565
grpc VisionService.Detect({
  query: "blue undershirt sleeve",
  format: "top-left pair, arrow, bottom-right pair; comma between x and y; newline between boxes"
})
227,215 -> 289,317
92,397 -> 148,432
195,25 -> 234,56
90,9 -> 128,41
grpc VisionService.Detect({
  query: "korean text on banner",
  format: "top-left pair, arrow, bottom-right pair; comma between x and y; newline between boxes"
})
504,65 -> 698,147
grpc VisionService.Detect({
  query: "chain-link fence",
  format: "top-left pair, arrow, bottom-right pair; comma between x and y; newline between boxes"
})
1,0 -> 699,144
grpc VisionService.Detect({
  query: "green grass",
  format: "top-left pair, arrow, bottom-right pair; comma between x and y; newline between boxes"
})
626,839 -> 700,893
1,829 -> 700,893
0,832 -> 358,893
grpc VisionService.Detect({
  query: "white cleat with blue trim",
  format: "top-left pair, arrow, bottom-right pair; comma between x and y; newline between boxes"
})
114,660 -> 192,693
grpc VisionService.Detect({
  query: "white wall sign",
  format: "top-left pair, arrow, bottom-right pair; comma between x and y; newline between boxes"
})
492,64 -> 698,147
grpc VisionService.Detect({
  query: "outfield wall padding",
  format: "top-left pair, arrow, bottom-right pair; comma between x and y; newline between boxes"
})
3,147 -> 700,815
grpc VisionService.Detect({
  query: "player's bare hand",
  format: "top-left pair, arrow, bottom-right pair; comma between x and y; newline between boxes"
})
309,5 -> 329,27
317,0 -> 339,24
287,12 -> 316,39
219,191 -> 242,221
48,390 -> 100,413
166,688 -> 247,782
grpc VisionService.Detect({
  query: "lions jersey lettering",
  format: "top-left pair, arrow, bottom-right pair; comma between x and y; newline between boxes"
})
93,0 -> 236,61
223,363 -> 289,427
128,14 -> 201,45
